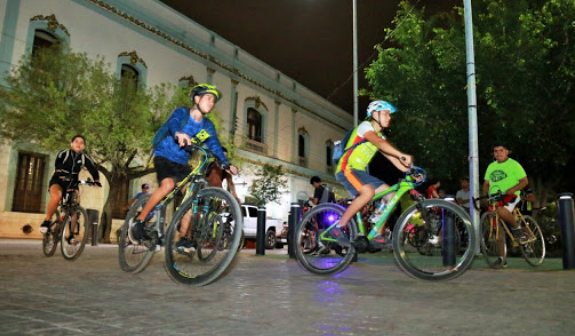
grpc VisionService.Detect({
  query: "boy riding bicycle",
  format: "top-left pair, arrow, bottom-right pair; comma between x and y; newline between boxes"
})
131,84 -> 238,253
330,100 -> 413,248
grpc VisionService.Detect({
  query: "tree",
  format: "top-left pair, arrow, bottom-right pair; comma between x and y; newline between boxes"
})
365,0 -> 575,204
248,164 -> 288,207
0,46 -> 198,242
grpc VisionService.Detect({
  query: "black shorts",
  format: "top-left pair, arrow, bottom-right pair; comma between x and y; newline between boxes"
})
49,175 -> 78,192
154,156 -> 191,184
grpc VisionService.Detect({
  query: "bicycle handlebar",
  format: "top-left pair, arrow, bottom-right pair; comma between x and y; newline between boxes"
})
174,136 -> 231,172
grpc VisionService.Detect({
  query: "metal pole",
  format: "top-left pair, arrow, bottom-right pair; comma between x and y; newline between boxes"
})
559,193 -> 575,269
442,196 -> 456,266
463,0 -> 481,254
288,202 -> 300,258
256,207 -> 266,255
352,0 -> 358,127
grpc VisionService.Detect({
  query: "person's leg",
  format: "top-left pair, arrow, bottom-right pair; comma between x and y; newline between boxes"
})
40,184 -> 63,234
136,178 -> 174,221
45,184 -> 63,220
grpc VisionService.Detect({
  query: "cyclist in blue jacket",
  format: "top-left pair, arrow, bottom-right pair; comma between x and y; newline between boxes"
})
132,84 -> 238,253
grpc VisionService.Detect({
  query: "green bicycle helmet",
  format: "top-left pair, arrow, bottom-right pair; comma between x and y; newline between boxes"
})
190,83 -> 222,102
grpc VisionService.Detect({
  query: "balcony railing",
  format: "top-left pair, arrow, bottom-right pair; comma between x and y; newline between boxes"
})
244,138 -> 268,155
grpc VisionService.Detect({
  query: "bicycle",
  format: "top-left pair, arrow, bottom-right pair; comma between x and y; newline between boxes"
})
476,191 -> 545,268
294,166 -> 476,281
118,141 -> 243,286
42,178 -> 98,260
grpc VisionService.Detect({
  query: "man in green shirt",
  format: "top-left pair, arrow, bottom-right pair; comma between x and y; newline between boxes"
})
483,143 -> 529,267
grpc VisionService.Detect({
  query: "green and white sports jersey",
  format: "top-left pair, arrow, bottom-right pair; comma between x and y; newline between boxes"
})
484,158 -> 526,196
336,121 -> 384,173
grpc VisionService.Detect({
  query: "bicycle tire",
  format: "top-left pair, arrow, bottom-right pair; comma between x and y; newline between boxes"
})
118,194 -> 157,273
164,187 -> 242,286
42,210 -> 61,257
520,215 -> 545,266
294,203 -> 357,275
392,199 -> 476,280
480,212 -> 507,269
61,207 -> 89,261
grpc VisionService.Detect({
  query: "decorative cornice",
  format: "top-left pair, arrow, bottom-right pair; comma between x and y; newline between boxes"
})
291,108 -> 298,115
30,14 -> 70,37
84,0 -> 347,131
298,127 -> 308,134
179,75 -> 197,87
245,96 -> 269,111
207,67 -> 216,74
274,100 -> 281,106
118,50 -> 147,68
231,79 -> 239,86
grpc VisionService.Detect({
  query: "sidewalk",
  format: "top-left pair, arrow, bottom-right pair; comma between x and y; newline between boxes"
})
0,239 -> 573,335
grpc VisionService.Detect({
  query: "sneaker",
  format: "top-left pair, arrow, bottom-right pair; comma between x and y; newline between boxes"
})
66,235 -> 77,246
369,234 -> 392,249
493,256 -> 508,269
39,220 -> 52,234
325,226 -> 351,247
176,237 -> 196,255
131,220 -> 145,241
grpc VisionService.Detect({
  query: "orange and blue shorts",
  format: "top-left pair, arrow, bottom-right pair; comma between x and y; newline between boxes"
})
336,169 -> 386,198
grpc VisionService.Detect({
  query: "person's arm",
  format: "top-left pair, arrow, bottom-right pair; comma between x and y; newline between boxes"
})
506,177 -> 529,196
203,121 -> 238,175
83,153 -> 101,185
363,131 -> 412,170
225,174 -> 238,198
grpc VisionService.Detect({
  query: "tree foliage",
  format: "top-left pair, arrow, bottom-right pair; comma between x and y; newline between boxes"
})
365,0 -> 575,200
249,164 -> 288,207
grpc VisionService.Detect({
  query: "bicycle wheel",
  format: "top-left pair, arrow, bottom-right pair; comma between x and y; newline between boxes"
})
520,215 -> 545,266
118,194 -> 157,273
60,207 -> 89,261
164,187 -> 242,286
294,203 -> 357,275
480,212 -> 507,269
42,210 -> 61,257
393,199 -> 476,281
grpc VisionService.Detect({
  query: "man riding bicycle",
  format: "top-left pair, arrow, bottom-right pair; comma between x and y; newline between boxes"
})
330,100 -> 413,248
131,84 -> 238,254
483,142 -> 529,267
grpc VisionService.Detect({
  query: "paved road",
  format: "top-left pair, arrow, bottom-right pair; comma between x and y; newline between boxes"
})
0,239 -> 573,335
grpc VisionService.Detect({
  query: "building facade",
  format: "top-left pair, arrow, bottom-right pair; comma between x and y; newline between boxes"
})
0,0 -> 352,239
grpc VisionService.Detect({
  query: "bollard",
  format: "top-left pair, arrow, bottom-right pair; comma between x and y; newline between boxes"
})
256,207 -> 266,255
86,209 -> 99,246
558,193 -> 575,270
288,202 -> 300,258
442,196 -> 456,266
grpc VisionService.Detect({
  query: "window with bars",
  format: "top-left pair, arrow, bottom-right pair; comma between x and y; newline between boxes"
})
247,108 -> 263,143
12,152 -> 47,213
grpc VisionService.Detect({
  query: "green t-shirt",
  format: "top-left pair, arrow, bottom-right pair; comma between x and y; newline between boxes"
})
484,158 -> 526,196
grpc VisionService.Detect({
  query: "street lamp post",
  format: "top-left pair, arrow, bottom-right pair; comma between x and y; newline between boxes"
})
352,0 -> 358,126
463,0 -> 481,254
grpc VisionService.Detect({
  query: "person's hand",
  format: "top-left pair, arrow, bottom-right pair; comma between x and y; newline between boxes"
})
400,154 -> 413,167
226,165 -> 239,175
505,189 -> 515,196
175,132 -> 191,147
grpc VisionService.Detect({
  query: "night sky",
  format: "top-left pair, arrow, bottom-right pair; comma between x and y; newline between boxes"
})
159,0 -> 460,117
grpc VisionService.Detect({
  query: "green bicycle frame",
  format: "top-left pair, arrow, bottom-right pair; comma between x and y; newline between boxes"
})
320,177 -> 419,243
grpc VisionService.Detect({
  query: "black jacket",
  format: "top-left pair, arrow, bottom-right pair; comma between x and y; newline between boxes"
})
53,149 -> 100,182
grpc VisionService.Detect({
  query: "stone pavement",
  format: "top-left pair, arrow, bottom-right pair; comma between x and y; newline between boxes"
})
0,239 -> 573,336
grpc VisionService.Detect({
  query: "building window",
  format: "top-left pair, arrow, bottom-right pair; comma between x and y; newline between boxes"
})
298,134 -> 305,158
326,144 -> 333,167
298,128 -> 309,167
116,51 -> 147,88
247,108 -> 263,143
31,30 -> 59,57
12,152 -> 46,213
120,63 -> 139,89
111,175 -> 129,219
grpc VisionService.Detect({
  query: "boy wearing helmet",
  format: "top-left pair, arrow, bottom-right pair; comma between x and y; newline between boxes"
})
132,84 -> 238,253
329,100 -> 413,248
